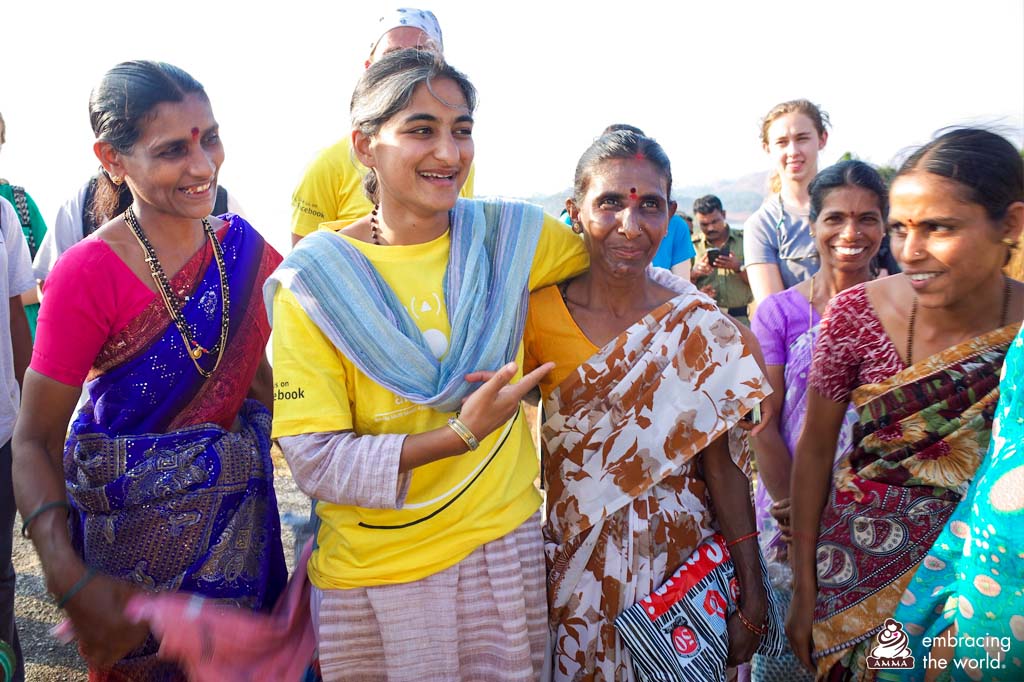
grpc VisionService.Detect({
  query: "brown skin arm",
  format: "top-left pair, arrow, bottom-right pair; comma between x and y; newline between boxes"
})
785,387 -> 849,672
9,296 -> 31,386
703,433 -> 767,666
247,352 -> 274,413
290,232 -> 304,247
749,364 -> 790,502
13,370 -> 149,667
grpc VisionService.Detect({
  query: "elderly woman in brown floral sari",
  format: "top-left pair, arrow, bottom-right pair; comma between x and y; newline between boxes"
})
524,130 -> 775,682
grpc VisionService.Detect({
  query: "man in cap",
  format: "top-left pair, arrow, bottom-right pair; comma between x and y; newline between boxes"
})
289,8 -> 474,245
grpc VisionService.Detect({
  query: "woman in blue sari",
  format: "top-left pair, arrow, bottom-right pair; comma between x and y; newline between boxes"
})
12,61 -> 286,680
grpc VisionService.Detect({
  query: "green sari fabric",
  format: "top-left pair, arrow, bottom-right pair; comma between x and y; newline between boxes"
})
888,327 -> 1024,681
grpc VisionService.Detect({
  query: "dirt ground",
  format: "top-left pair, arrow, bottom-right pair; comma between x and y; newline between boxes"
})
11,446 -> 310,681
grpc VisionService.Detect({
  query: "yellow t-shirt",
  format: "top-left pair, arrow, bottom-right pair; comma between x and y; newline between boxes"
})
523,285 -> 599,398
272,212 -> 587,589
290,136 -> 476,238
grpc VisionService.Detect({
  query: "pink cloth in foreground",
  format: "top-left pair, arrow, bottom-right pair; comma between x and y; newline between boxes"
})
123,540 -> 316,682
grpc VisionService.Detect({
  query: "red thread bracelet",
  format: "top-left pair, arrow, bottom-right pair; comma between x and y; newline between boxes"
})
737,608 -> 768,636
726,530 -> 759,547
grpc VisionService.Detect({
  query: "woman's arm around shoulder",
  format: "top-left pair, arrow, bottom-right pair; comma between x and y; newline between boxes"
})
528,213 -> 588,291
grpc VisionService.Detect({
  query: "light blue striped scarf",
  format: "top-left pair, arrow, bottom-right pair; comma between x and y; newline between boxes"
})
264,198 -> 543,413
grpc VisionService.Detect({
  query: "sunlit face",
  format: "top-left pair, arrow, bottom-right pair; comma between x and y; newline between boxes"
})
370,27 -> 438,63
105,93 -> 223,220
571,157 -> 675,280
889,172 -> 1014,309
763,112 -> 827,186
356,78 -> 473,221
695,210 -> 728,245
811,185 -> 884,274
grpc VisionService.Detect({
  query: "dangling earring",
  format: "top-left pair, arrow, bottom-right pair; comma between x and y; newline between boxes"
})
1001,237 -> 1018,249
571,220 -> 583,235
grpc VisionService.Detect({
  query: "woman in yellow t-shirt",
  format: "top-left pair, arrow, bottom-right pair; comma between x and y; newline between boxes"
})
266,50 -> 587,681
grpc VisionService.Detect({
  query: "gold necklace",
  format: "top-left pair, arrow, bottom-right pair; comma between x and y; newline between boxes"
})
124,207 -> 231,378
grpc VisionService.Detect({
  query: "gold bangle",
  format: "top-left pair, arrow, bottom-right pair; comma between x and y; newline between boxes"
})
447,416 -> 479,451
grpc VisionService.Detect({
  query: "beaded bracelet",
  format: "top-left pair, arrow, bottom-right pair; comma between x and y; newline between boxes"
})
20,500 -> 72,539
55,567 -> 98,610
447,416 -> 480,451
736,608 -> 768,636
726,530 -> 759,547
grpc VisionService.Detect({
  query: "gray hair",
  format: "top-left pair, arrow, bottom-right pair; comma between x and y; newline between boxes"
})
350,49 -> 476,203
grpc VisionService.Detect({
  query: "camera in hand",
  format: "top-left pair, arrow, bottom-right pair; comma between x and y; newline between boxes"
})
706,248 -> 729,266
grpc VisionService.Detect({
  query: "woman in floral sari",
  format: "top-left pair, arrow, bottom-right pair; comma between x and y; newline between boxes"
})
787,128 -> 1024,681
524,129 -> 773,682
12,61 -> 286,680
749,160 -> 888,681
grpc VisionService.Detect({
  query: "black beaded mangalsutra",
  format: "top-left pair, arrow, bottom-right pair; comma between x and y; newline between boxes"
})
124,206 -> 230,378
370,204 -> 382,245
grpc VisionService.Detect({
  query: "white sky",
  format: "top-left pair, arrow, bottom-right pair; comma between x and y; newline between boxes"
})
1,0 -> 1022,255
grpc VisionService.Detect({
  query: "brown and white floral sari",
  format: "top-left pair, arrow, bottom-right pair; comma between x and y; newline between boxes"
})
541,292 -> 768,682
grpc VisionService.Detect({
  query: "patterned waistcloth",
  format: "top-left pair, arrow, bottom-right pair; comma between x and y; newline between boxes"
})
811,324 -> 1018,681
887,326 -> 1024,681
310,511 -> 546,682
66,218 -> 287,680
542,292 -> 767,682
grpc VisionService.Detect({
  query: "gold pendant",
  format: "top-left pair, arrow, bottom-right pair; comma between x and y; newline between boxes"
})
190,347 -> 204,359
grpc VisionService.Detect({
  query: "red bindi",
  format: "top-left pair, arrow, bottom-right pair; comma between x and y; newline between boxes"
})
629,187 -> 638,200
191,127 -> 200,141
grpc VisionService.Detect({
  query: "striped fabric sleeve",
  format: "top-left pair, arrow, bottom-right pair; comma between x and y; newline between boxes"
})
278,430 -> 411,509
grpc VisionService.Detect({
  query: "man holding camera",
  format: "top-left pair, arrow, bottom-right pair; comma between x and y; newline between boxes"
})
691,195 -> 753,325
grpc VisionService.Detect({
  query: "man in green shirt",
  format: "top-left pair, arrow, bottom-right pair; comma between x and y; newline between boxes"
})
0,113 -> 46,339
690,195 -> 753,325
